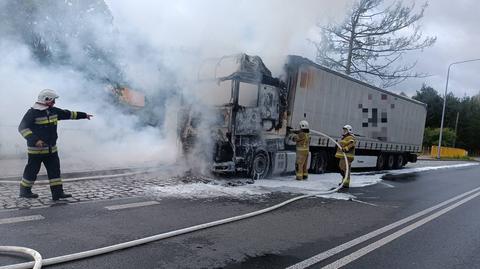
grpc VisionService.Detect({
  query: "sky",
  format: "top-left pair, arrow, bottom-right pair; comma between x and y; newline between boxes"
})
398,0 -> 480,97
106,0 -> 480,97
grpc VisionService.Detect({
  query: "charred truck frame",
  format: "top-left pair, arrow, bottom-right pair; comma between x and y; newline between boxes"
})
179,54 -> 427,178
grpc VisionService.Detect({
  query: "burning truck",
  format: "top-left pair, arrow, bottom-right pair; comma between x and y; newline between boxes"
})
179,54 -> 427,178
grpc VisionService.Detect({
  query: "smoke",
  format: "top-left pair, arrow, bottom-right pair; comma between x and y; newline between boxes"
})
0,39 -> 178,169
106,0 -> 349,74
0,0 -> 348,174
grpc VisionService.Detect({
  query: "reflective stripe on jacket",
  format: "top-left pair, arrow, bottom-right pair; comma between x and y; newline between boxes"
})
335,133 -> 356,159
18,107 -> 87,155
27,145 -> 58,155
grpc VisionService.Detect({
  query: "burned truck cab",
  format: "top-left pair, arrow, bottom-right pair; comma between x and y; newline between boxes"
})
186,54 -> 287,177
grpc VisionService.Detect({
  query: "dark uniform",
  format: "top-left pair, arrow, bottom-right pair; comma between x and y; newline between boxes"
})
18,106 -> 88,200
294,130 -> 311,180
335,133 -> 356,188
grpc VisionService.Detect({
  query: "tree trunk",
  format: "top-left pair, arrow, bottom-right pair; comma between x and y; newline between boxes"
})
345,13 -> 359,75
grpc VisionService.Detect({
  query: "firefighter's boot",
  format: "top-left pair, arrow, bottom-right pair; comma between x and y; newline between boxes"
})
19,186 -> 39,198
51,185 -> 72,201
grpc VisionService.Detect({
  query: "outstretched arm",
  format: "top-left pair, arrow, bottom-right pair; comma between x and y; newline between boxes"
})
53,107 -> 93,120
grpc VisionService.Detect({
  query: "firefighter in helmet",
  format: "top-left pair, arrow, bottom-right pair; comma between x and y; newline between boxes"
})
335,124 -> 356,188
292,120 -> 311,180
18,89 -> 93,200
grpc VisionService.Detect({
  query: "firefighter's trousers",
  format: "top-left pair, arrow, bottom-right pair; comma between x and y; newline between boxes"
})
296,150 -> 309,180
338,157 -> 353,187
20,152 -> 65,197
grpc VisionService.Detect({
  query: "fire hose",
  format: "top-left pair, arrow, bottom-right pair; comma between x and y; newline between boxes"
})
0,247 -> 41,269
0,129 -> 349,269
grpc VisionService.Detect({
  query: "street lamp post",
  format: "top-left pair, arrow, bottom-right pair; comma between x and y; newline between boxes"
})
437,58 -> 480,159
453,111 -> 460,148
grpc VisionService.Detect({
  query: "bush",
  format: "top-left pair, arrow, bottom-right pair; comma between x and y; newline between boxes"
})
423,127 -> 456,147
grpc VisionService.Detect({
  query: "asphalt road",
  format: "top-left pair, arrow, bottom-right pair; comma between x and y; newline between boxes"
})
0,163 -> 479,269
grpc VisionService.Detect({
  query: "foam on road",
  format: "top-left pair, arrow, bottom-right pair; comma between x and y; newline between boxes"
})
150,162 -> 479,200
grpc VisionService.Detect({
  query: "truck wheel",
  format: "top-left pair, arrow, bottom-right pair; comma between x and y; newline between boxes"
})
376,154 -> 385,170
250,151 -> 270,179
312,152 -> 327,174
386,154 -> 395,169
394,155 -> 405,169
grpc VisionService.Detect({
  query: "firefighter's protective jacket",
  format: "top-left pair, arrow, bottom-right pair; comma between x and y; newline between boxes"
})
293,130 -> 310,151
294,131 -> 310,151
18,107 -> 88,154
335,133 -> 356,160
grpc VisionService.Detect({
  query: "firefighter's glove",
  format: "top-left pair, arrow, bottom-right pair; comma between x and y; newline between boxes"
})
35,140 -> 46,147
342,147 -> 348,152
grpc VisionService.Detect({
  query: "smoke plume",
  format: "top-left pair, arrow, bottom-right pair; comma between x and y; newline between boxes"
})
0,0 -> 348,174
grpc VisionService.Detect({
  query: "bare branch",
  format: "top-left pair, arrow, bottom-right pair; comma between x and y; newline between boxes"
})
313,0 -> 436,87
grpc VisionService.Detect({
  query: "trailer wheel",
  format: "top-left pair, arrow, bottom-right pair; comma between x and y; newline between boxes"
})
250,150 -> 270,179
394,155 -> 405,169
386,154 -> 395,169
311,152 -> 327,174
376,154 -> 385,170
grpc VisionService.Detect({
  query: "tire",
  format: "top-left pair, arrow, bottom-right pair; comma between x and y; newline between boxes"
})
386,154 -> 395,170
376,154 -> 385,170
311,152 -> 327,174
394,155 -> 405,169
250,150 -> 270,179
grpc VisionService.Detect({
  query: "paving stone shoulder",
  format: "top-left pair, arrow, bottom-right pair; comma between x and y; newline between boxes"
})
0,172 -> 182,210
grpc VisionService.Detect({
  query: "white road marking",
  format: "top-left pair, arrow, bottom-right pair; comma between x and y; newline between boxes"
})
379,182 -> 395,188
0,215 -> 44,225
286,185 -> 480,269
351,199 -> 379,207
322,190 -> 480,269
105,201 -> 160,211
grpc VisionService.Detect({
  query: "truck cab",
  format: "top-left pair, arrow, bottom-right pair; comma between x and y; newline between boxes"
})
179,54 -> 287,178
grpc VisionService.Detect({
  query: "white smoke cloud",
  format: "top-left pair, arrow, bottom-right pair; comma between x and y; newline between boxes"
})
0,39 -> 178,170
1,1 -> 348,174
106,0 -> 349,75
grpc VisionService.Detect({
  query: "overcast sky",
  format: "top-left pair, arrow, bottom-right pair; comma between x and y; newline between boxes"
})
106,0 -> 479,97
398,0 -> 480,97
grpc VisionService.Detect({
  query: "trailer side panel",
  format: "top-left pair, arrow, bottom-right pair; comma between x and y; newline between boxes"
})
287,56 -> 426,153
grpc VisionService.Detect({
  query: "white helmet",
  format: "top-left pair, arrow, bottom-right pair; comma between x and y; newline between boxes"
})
38,89 -> 59,103
299,120 -> 309,130
343,124 -> 353,133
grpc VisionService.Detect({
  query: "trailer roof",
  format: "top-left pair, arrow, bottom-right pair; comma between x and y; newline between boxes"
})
286,55 -> 427,107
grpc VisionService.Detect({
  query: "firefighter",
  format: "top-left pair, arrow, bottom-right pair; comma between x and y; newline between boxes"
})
293,120 -> 311,180
180,111 -> 199,175
335,125 -> 356,188
18,89 -> 93,200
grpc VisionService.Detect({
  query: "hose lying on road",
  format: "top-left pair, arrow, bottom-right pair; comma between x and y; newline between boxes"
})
0,129 -> 349,269
0,246 -> 42,269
